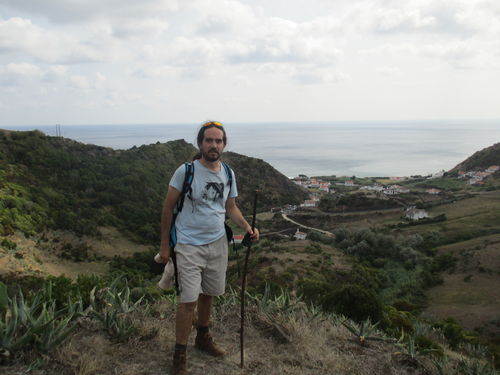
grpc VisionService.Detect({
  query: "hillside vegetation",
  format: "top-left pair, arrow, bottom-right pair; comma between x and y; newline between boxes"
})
0,129 -> 307,243
1,131 -> 499,373
450,142 -> 500,172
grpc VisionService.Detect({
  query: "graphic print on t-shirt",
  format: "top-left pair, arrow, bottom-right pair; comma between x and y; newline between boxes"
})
202,182 -> 224,202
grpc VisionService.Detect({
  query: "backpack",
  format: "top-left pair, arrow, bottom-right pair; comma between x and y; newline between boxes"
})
169,161 -> 234,293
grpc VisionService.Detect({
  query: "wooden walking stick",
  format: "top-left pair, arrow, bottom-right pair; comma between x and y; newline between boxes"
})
240,190 -> 258,368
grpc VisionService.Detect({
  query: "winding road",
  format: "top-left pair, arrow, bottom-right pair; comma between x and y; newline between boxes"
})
281,213 -> 335,237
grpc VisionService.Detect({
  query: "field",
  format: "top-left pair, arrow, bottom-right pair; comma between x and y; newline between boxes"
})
423,234 -> 500,340
395,191 -> 500,243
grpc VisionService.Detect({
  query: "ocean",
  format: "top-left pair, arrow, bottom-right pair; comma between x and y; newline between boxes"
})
3,120 -> 500,178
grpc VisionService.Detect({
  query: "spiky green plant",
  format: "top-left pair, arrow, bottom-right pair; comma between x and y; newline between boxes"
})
0,288 -> 76,353
88,281 -> 145,341
432,355 -> 453,375
0,282 -> 8,312
248,284 -> 299,315
341,318 -> 394,346
459,342 -> 489,360
457,356 -> 498,375
394,331 -> 441,367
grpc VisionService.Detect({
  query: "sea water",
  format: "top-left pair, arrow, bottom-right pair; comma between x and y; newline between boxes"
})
3,120 -> 500,178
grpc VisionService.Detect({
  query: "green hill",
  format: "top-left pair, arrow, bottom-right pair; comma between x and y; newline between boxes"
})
0,129 -> 307,243
450,142 -> 500,172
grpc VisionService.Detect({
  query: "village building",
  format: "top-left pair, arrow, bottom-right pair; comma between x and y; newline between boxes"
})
469,178 -> 484,185
405,207 -> 429,220
426,188 -> 441,195
383,188 -> 399,195
293,228 -> 307,240
430,170 -> 445,179
233,234 -> 244,244
486,165 -> 499,173
362,185 -> 385,192
301,200 -> 317,207
319,182 -> 331,192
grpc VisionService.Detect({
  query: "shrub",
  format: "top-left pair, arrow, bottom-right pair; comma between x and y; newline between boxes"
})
414,335 -> 444,357
382,305 -> 414,334
322,283 -> 383,322
297,278 -> 330,304
0,237 -> 17,250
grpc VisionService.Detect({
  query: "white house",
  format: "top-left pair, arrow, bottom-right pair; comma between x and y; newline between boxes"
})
405,207 -> 429,220
293,228 -> 307,240
301,200 -> 317,207
426,188 -> 441,195
431,170 -> 445,179
383,188 -> 399,195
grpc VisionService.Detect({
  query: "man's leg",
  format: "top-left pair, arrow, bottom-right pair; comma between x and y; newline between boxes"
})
173,301 -> 197,375
176,301 -> 197,344
195,294 -> 226,356
197,293 -> 213,327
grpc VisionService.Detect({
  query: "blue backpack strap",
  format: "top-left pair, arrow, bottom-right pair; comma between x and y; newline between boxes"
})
176,162 -> 195,213
170,162 -> 194,248
221,162 -> 233,196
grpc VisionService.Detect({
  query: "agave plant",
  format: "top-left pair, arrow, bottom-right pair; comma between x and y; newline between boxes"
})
341,318 -> 394,346
88,280 -> 145,341
457,356 -> 498,375
0,285 -> 76,354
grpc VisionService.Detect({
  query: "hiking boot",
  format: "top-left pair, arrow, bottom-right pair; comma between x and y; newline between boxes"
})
195,331 -> 226,357
172,350 -> 188,375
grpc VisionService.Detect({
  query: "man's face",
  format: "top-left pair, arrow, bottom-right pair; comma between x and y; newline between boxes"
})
200,127 -> 225,162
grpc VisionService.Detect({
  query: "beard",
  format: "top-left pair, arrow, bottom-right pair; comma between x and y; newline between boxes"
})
202,148 -> 221,162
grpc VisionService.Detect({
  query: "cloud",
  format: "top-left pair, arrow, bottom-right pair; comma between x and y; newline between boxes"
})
294,70 -> 350,85
420,40 -> 486,68
0,62 -> 41,86
192,0 -> 257,35
42,65 -> 68,82
69,75 -> 90,89
6,62 -> 41,77
337,0 -> 499,37
370,8 -> 437,32
225,18 -> 344,66
375,66 -> 401,76
0,17 -> 102,64
112,19 -> 169,39
0,0 -> 181,23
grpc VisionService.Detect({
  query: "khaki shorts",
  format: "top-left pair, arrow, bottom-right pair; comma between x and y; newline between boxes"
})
175,235 -> 228,303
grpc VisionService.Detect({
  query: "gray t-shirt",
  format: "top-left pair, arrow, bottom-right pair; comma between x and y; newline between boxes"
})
169,160 -> 238,245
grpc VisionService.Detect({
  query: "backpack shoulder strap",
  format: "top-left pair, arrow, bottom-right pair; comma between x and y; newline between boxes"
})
221,162 -> 233,195
176,161 -> 194,213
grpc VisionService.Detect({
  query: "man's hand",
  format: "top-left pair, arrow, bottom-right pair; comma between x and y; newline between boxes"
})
247,227 -> 259,241
242,226 -> 259,246
159,242 -> 170,264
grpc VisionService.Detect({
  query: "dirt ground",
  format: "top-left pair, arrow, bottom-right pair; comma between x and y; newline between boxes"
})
0,227 -> 150,279
2,297 -> 441,375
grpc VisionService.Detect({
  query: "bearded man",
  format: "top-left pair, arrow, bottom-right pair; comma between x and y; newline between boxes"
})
159,121 -> 259,375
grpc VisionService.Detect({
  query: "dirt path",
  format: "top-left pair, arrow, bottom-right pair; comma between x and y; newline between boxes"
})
281,214 -> 334,237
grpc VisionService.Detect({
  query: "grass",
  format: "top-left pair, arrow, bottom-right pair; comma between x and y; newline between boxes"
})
423,233 -> 500,341
394,191 -> 500,244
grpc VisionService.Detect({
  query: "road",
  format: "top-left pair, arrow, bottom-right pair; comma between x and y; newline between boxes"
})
281,213 -> 335,237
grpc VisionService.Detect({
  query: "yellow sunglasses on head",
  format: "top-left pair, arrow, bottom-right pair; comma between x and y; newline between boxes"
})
202,121 -> 223,127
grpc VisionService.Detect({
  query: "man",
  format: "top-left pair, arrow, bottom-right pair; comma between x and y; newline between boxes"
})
159,121 -> 259,375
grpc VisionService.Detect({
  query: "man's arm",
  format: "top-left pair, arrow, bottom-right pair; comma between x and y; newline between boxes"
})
159,186 -> 182,263
226,197 -> 259,240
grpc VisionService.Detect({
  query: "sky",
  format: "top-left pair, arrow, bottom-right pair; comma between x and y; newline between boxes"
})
1,0 -> 500,126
